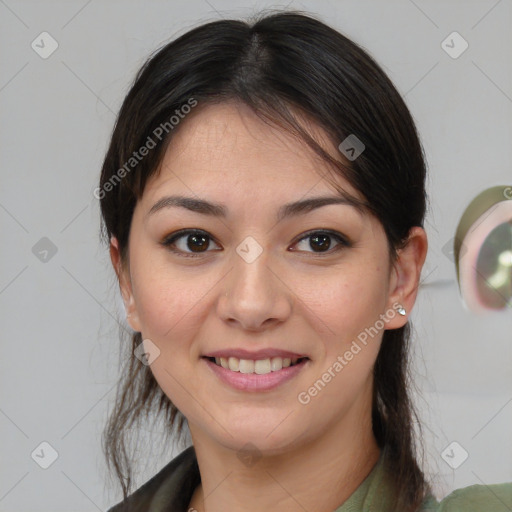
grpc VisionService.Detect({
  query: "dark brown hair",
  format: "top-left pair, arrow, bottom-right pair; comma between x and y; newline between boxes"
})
99,10 -> 430,511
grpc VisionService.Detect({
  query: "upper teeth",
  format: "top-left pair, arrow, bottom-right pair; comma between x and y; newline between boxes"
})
214,356 -> 300,374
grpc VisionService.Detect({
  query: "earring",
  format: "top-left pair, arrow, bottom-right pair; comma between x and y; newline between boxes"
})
397,305 -> 407,316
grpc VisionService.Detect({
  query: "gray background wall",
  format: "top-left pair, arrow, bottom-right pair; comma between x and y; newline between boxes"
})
1,0 -> 511,510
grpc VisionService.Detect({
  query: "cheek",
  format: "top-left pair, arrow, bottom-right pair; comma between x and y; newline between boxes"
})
300,270 -> 385,416
301,261 -> 388,341
130,259 -> 207,339
130,263 -> 208,413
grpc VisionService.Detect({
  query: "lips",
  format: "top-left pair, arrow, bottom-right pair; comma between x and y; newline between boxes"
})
203,355 -> 309,391
202,349 -> 309,375
201,348 -> 310,388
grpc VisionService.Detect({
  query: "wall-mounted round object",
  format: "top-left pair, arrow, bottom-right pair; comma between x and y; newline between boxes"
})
454,185 -> 512,313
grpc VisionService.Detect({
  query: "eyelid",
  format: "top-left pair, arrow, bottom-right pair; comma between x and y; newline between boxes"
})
161,229 -> 221,258
291,229 -> 351,254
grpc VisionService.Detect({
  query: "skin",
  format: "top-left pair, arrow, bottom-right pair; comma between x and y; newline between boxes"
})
110,101 -> 428,512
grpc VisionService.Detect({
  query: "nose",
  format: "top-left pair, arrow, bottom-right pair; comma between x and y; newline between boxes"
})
217,247 -> 293,332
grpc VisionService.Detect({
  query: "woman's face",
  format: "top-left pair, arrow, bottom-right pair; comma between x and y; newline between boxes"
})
114,101 -> 411,454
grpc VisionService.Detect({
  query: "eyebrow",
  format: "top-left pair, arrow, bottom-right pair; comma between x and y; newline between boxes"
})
146,193 -> 369,221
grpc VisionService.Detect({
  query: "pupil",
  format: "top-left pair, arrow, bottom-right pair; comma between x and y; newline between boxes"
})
188,234 -> 208,252
310,234 -> 330,252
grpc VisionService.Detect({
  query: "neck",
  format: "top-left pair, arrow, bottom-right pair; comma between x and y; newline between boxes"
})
188,402 -> 380,512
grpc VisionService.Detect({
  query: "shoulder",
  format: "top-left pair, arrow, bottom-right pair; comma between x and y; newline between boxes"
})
107,445 -> 199,512
435,481 -> 512,512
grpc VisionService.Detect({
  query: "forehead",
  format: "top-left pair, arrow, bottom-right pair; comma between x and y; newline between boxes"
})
143,100 -> 362,205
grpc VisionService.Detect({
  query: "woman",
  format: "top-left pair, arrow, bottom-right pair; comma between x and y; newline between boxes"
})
98,10 -> 511,512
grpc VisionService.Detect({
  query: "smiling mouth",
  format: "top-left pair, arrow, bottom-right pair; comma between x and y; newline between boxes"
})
204,356 -> 309,375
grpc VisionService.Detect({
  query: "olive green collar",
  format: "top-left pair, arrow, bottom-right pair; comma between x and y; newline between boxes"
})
333,446 -> 438,512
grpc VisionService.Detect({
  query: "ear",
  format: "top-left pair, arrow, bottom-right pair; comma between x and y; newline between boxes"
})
384,226 -> 428,329
110,236 -> 142,332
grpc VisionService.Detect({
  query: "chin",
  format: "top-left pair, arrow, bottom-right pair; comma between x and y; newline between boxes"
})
211,418 -> 306,456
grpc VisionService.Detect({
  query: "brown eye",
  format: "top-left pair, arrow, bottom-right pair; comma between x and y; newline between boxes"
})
292,230 -> 350,254
161,229 -> 220,257
185,233 -> 209,252
308,233 -> 332,252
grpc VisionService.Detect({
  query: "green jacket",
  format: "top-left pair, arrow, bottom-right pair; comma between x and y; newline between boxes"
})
108,445 -> 512,511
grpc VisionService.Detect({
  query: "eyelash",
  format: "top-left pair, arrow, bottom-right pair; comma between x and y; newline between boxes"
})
160,229 -> 351,258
